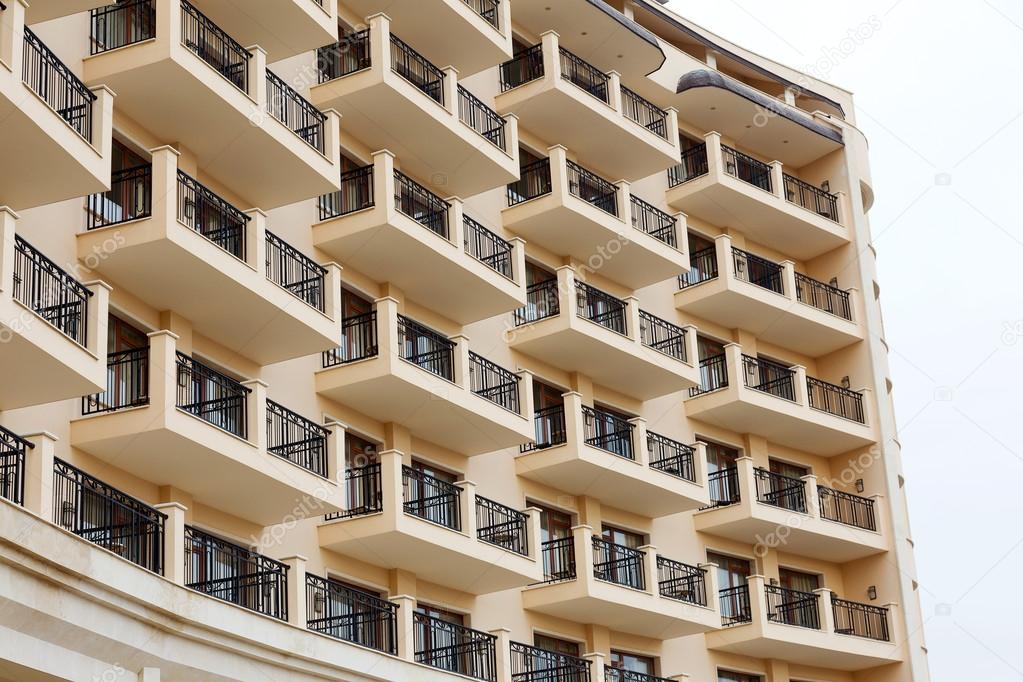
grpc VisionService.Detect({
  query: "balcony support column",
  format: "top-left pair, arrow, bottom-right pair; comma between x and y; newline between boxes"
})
607,71 -> 623,113
704,131 -> 723,176
790,364 -> 809,407
150,146 -> 180,230
713,233 -> 732,283
243,208 -> 268,272
89,85 -> 115,159
282,555 -> 308,628
723,342 -> 743,391
747,574 -> 768,624
321,261 -> 343,326
503,113 -> 520,163
390,594 -> 417,662
847,286 -> 861,323
489,627 -> 513,682
0,207 -> 16,295
571,523 -> 594,583
154,502 -> 187,585
248,46 -> 268,107
324,419 -> 346,484
801,474 -> 820,519
368,14 -> 392,73
515,367 -> 534,420
147,330 -> 180,414
814,587 -> 835,632
692,441 -> 708,488
555,265 -> 577,316
374,296 -> 400,363
81,280 -> 112,360
22,431 -> 56,522
0,0 -> 24,72
615,179 -> 631,230
160,0 -> 181,54
540,30 -> 560,79
735,456 -> 756,511
858,386 -> 875,426
454,479 -> 476,537
779,260 -> 796,299
769,161 -> 785,200
629,416 -> 648,467
582,652 -> 605,680
638,544 -> 658,595
446,196 -> 465,246
624,295 -> 640,341
442,66 -> 459,116
547,145 -> 571,205
451,333 -> 471,390
377,449 -> 403,527
561,391 -> 584,448
509,236 -> 526,290
524,507 -> 542,561
699,562 -> 720,614
665,106 -> 681,152
682,324 -> 699,367
834,189 -> 849,225
241,379 -> 267,450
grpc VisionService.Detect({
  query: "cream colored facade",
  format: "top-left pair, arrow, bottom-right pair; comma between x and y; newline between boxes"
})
0,1 -> 928,681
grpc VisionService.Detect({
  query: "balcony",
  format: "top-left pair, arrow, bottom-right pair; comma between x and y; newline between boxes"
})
315,297 -> 534,455
676,234 -> 863,357
0,209 -> 109,409
496,32 -> 679,182
318,451 -> 542,594
181,0 -> 336,59
685,344 -> 876,456
310,14 -> 517,197
509,642 -> 593,682
666,132 -> 849,260
78,147 -> 341,365
23,0 -> 109,23
694,457 -> 886,563
70,330 -> 345,525
508,266 -> 699,401
522,524 -> 720,638
414,611 -> 496,680
314,151 -> 525,324
0,2 -> 113,209
83,0 -> 341,209
337,1 -> 511,75
516,391 -> 709,517
707,577 -> 901,671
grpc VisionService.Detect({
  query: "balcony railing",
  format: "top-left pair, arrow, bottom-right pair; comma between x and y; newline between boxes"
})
469,351 -> 520,413
559,48 -> 609,103
87,165 -> 152,229
567,161 -> 618,216
390,34 -> 445,104
708,466 -> 740,507
184,525 -> 288,620
754,468 -> 807,513
722,145 -> 772,192
181,0 -> 250,91
720,584 -> 752,626
507,157 -> 552,206
621,85 -> 668,139
606,670 -> 672,682
22,27 -> 96,141
541,536 -> 577,583
832,596 -> 890,641
679,245 -> 718,289
765,585 -> 820,629
784,174 -> 839,222
646,432 -> 696,482
325,462 -> 383,520
316,30 -> 371,83
795,273 -> 852,320
499,44 -> 544,92
53,458 -> 165,574
83,347 -> 150,415
13,235 -> 91,347
458,86 -> 507,150
510,641 -> 591,682
657,556 -> 707,605
322,311 -> 379,367
582,405 -> 634,460
592,536 -> 645,589
463,0 -> 500,29
629,195 -> 676,247
668,144 -> 709,187
403,465 -> 461,530
266,69 -> 326,152
639,310 -> 687,361
90,0 -> 156,55
576,282 -> 627,334
742,355 -> 795,400
690,353 -> 728,396
732,248 -> 784,294
521,404 -> 568,453
177,170 -> 248,260
319,164 -> 374,221
398,315 -> 454,380
414,612 -> 497,681
806,377 -> 865,423
476,496 -> 528,555
0,426 -> 29,507
266,400 -> 329,477
175,352 -> 249,437
818,485 -> 877,531
394,170 -> 450,238
265,231 -> 326,311
305,573 -> 398,654
514,278 -> 560,326
464,215 -> 513,278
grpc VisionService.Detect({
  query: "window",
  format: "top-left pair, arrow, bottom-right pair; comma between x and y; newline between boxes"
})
704,440 -> 740,506
708,551 -> 752,624
610,651 -> 656,674
532,504 -> 574,581
598,525 -> 645,588
770,459 -> 809,479
415,604 -> 468,674
718,671 -> 761,682
601,525 -> 644,549
405,460 -> 460,528
779,568 -> 820,593
344,433 -> 377,469
533,634 -> 580,657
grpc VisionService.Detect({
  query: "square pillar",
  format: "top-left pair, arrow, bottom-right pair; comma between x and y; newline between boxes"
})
242,208 -> 268,272
324,419 -> 346,484
0,207 -> 17,296
368,13 -> 392,73
515,367 -> 534,419
638,544 -> 658,595
154,502 -> 187,584
699,562 -> 719,613
390,594 -> 417,661
240,379 -> 266,448
615,179 -> 631,229
682,324 -> 699,367
623,295 -> 640,341
0,0 -> 24,71
374,296 -> 401,361
451,333 -> 471,390
508,236 -> 526,288
629,416 -> 648,466
691,441 -> 709,487
442,66 -> 459,115
814,587 -> 835,632
146,330 -> 179,412
704,131 -> 723,175
22,432 -> 56,521
747,574 -> 768,624
454,478 -> 476,536
322,109 -> 342,166
607,71 -> 622,113
248,45 -> 267,106
447,197 -> 465,248
139,669 -> 161,682
282,555 -> 308,628
561,391 -> 584,447
801,474 -> 820,519
547,145 -> 571,203
524,507 -> 542,561
790,364 -> 809,407
582,652 -> 605,680
664,106 -> 681,152
149,146 -> 180,229
490,628 -> 513,682
540,30 -> 560,79
723,342 -> 743,391
82,280 -> 111,359
90,85 -> 115,159
377,449 -> 404,525
779,260 -> 796,299
571,523 -> 593,582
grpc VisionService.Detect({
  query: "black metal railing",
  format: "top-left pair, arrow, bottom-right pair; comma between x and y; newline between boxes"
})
0,426 -> 29,507
184,525 -> 288,620
765,585 -> 820,629
325,463 -> 383,520
832,596 -> 890,641
319,164 -> 374,221
657,556 -> 707,605
463,0 -> 500,28
630,195 -> 676,246
807,377 -> 865,423
754,468 -> 807,513
83,347 -> 150,415
576,282 -> 627,334
266,400 -> 328,477
668,144 -> 709,187
316,30 -> 371,83
499,43 -> 544,91
647,432 -> 696,481
639,310 -> 687,361
322,311 -> 379,368
606,670 -> 672,682
621,85 -> 668,138
175,352 -> 249,437
403,465 -> 460,530
53,458 -> 165,574
469,352 -> 520,413
521,404 -> 567,453
795,273 -> 852,320
12,235 -> 91,346
87,164 -> 152,229
720,584 -> 752,626
732,248 -> 784,294
514,278 -> 560,326
266,69 -> 326,152
391,33 -> 445,104
394,170 -> 450,238
464,215 -> 513,278
742,355 -> 795,400
305,573 -> 397,653
567,160 -> 618,216
722,145 -> 773,191
541,536 -> 577,582
690,353 -> 728,396
784,174 -> 839,222
180,0 -> 251,92
90,0 -> 156,55
819,485 -> 877,531
398,315 -> 454,380
458,86 -> 506,150
593,536 -> 646,590
476,496 -> 528,555
177,170 -> 248,259
23,27 -> 95,141
265,231 -> 326,311
582,406 -> 634,460
507,157 -> 552,206
559,48 -> 609,103
708,467 -> 740,507
679,245 -> 718,289
511,641 -> 591,682
414,613 -> 496,681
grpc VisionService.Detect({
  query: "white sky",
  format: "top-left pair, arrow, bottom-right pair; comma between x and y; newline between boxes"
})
663,1 -> 1023,679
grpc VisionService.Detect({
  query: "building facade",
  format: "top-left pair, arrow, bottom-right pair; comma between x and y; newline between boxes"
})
0,0 -> 929,681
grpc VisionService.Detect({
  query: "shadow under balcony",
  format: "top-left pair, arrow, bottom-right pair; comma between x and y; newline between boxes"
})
186,0 -> 337,60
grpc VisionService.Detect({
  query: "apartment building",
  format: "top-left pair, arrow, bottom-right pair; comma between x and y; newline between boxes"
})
0,0 -> 928,681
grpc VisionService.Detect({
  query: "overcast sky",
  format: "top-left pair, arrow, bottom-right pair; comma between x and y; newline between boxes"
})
663,1 -> 1023,678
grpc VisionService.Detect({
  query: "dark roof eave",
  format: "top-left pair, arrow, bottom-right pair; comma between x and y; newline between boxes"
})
585,0 -> 667,74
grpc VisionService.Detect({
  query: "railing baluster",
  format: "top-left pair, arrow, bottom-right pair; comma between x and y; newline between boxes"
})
639,310 -> 687,361
668,144 -> 709,186
179,0 -> 251,93
316,30 -> 371,83
306,573 -> 398,653
463,214 -> 513,278
832,595 -> 890,641
402,466 -> 461,530
176,170 -> 249,260
510,641 -> 591,681
475,496 -> 527,555
656,556 -> 707,605
754,468 -> 807,513
629,195 -> 677,246
458,86 -> 507,150
582,405 -> 634,459
741,355 -> 796,400
83,347 -> 150,415
690,353 -> 728,396
22,27 -> 96,141
765,585 -> 820,629
575,281 -> 627,334
397,315 -> 454,380
175,352 -> 250,438
806,377 -> 865,423
265,69 -> 326,152
678,245 -> 718,289
12,235 -> 92,347
0,426 -> 30,507
646,432 -> 695,481
322,311 -> 379,367
521,404 -> 567,453
266,400 -> 329,476
265,231 -> 326,311
592,536 -> 645,589
414,612 -> 496,681
469,351 -> 520,413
